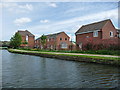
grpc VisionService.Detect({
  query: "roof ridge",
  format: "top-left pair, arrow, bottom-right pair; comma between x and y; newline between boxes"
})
17,30 -> 34,36
82,19 -> 110,27
45,31 -> 64,36
36,31 -> 65,40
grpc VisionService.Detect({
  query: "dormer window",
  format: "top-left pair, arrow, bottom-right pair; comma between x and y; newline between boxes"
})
110,31 -> 113,37
93,31 -> 98,37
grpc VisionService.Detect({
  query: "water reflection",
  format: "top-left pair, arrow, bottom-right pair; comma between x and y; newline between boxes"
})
2,50 -> 119,88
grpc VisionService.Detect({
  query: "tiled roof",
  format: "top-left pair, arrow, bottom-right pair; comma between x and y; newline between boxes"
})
18,30 -> 34,36
46,32 -> 64,38
75,19 -> 110,35
36,32 -> 63,40
36,32 -> 65,40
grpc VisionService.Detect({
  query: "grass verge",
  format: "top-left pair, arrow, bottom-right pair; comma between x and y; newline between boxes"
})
8,49 -> 119,60
18,48 -> 120,56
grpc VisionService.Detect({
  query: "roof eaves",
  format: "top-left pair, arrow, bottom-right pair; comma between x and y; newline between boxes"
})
76,30 -> 100,35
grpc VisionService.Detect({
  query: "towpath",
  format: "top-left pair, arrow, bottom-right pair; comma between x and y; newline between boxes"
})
14,49 -> 119,58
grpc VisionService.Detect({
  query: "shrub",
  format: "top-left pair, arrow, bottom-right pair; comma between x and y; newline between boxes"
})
83,43 -> 93,50
108,44 -> 120,50
83,42 -> 120,51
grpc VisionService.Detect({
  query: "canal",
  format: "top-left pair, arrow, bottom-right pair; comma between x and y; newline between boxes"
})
2,50 -> 119,88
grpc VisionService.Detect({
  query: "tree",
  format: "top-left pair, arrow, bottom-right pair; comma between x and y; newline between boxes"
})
22,40 -> 28,45
40,34 -> 47,49
10,32 -> 22,48
69,39 -> 73,51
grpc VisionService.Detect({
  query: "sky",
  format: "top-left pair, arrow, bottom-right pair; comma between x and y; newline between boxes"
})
0,1 -> 119,41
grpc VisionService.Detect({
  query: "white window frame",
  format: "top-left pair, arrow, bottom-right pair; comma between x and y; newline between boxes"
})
61,42 -> 68,49
86,36 -> 89,38
26,35 -> 28,41
93,31 -> 98,37
110,31 -> 113,37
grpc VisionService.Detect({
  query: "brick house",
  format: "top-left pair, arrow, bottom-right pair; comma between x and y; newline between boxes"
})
75,19 -> 120,50
35,32 -> 72,50
17,30 -> 35,48
117,29 -> 120,38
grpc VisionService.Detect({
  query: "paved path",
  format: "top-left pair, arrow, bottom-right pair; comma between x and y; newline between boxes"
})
14,49 -> 119,58
40,52 -> 119,58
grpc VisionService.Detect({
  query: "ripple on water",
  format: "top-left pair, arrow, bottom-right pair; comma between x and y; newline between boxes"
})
2,50 -> 120,88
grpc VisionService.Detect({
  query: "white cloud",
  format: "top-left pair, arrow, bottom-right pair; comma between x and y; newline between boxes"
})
29,8 -> 118,41
2,3 -> 33,13
40,19 -> 50,23
0,3 -> 2,8
14,17 -> 31,26
65,7 -> 86,14
18,4 -> 33,11
1,0 -> 119,2
48,3 -> 57,8
2,3 -> 17,8
54,8 -> 118,26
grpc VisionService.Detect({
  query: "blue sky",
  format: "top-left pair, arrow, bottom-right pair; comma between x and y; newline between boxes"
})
0,1 -> 119,41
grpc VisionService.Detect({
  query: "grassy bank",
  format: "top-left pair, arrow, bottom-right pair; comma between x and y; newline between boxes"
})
0,47 -> 8,49
18,48 -> 120,56
8,49 -> 120,66
9,49 -> 119,60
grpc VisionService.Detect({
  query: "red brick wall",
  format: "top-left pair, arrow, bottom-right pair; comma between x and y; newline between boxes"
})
76,20 -> 119,50
56,32 -> 70,50
21,36 -> 26,42
102,20 -> 117,39
46,38 -> 57,49
82,38 -> 120,50
28,36 -> 35,48
76,31 -> 102,45
20,36 -> 34,48
35,32 -> 71,50
35,39 -> 41,48
20,36 -> 26,47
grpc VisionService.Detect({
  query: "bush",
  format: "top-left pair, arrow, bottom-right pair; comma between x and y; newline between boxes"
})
108,44 -> 120,50
83,42 -> 120,51
83,43 -> 93,50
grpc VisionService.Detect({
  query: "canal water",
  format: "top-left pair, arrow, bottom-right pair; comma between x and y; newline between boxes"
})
2,50 -> 119,88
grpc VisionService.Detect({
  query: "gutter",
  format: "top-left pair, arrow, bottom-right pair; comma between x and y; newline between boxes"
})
75,30 -> 100,35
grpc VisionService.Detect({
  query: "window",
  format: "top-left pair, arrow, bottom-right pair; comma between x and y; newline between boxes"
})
61,42 -> 67,49
93,31 -> 98,37
110,31 -> 113,37
51,45 -> 53,49
65,38 -> 67,40
60,38 -> 62,40
47,39 -> 49,42
26,35 -> 28,41
86,36 -> 89,38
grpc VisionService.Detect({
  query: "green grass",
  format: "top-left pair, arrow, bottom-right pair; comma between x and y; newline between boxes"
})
8,49 -> 120,60
18,48 -> 120,56
0,47 -> 8,49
